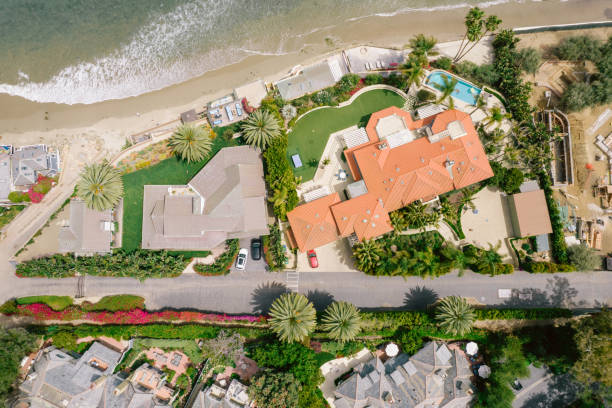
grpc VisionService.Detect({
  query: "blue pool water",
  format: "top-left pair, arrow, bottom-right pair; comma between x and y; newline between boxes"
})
426,71 -> 481,105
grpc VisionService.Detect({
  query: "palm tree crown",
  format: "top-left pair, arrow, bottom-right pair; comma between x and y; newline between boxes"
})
409,34 -> 438,58
436,296 -> 475,336
168,124 -> 213,163
353,239 -> 384,274
77,161 -> 123,211
321,301 -> 362,343
242,109 -> 281,150
268,292 -> 316,343
484,106 -> 512,128
434,75 -> 458,109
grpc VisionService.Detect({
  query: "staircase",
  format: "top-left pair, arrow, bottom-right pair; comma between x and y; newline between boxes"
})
286,271 -> 299,292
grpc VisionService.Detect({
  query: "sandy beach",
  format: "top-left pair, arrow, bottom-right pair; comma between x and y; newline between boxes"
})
0,0 -> 610,156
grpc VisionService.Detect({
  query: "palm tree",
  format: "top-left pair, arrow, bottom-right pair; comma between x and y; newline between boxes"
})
268,293 -> 316,343
470,94 -> 487,114
76,161 -> 123,211
409,34 -> 438,58
353,239 -> 384,274
403,201 -> 428,229
404,57 -> 426,88
241,109 -> 281,150
434,75 -> 457,109
440,245 -> 474,276
476,242 -> 503,276
454,8 -> 502,62
484,106 -> 512,129
321,301 -> 362,343
459,189 -> 476,212
168,124 -> 213,163
408,247 -> 441,279
436,296 -> 475,336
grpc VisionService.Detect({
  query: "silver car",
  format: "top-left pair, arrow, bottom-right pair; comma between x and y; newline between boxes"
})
235,248 -> 248,270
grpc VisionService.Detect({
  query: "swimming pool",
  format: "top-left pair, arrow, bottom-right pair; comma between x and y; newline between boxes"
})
426,71 -> 482,106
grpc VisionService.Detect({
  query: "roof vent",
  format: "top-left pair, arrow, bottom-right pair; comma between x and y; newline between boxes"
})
420,157 -> 425,163
371,223 -> 376,227
428,170 -> 433,175
320,226 -> 324,231
473,156 -> 478,160
441,145 -> 445,150
395,166 -> 400,172
315,213 -> 319,218
362,219 -> 368,223
366,209 -> 371,214
306,225 -> 311,229
342,216 -> 348,221
389,178 -> 394,182
378,142 -> 388,150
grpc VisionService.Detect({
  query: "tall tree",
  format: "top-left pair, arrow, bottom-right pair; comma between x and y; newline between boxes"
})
454,8 -> 502,62
242,109 -> 282,150
248,370 -> 300,408
435,296 -> 475,336
268,293 -> 317,343
0,328 -> 37,402
321,301 -> 362,343
403,56 -> 426,88
476,242 -> 504,276
353,239 -> 384,274
76,161 -> 124,211
483,106 -> 512,129
440,245 -> 474,276
168,124 -> 213,163
409,34 -> 438,58
434,75 -> 458,109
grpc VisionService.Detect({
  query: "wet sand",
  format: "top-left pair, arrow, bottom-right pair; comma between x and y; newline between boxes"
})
0,0 -> 610,155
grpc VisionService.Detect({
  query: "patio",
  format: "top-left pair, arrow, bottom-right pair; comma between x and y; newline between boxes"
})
296,238 -> 355,272
461,187 -> 515,260
145,347 -> 190,385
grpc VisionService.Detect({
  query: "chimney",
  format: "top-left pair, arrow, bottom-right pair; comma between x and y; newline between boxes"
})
444,157 -> 455,179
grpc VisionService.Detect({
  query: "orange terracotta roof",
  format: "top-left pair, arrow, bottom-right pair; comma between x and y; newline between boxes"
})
330,194 -> 393,239
286,193 -> 341,252
287,107 -> 493,248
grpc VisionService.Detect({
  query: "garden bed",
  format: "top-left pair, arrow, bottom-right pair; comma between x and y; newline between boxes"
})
0,205 -> 25,229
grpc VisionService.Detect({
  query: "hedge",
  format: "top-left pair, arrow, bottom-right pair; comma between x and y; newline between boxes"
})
193,239 -> 239,275
537,171 -> 568,263
263,222 -> 288,271
81,295 -> 145,312
525,261 -> 575,273
16,296 -> 73,311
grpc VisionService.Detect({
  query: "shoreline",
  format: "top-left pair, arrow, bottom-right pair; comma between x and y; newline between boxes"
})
0,0 -> 610,155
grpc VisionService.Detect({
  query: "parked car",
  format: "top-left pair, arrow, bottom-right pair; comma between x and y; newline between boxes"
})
251,238 -> 262,260
236,248 -> 248,270
307,249 -> 318,268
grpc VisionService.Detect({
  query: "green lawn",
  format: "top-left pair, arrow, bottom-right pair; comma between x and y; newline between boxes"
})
121,137 -> 237,251
287,89 -> 406,181
0,205 -> 25,228
16,296 -> 73,311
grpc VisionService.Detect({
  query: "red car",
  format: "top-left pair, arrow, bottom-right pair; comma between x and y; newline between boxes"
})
307,250 -> 319,268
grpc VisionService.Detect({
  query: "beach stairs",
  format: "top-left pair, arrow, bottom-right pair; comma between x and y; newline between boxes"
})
286,271 -> 299,292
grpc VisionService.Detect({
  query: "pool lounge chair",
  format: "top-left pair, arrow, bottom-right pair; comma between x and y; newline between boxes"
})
213,119 -> 222,126
235,103 -> 243,116
225,105 -> 234,121
291,154 -> 303,168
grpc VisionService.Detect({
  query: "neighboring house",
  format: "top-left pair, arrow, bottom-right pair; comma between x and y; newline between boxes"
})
11,144 -> 60,188
141,146 -> 269,250
191,379 -> 252,408
18,342 -> 174,408
287,106 -> 494,252
0,145 -> 12,201
507,189 -> 553,238
58,199 -> 114,256
333,341 -> 474,408
276,56 -> 347,101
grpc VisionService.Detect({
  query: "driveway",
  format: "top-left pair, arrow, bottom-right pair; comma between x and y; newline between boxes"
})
512,365 -> 581,408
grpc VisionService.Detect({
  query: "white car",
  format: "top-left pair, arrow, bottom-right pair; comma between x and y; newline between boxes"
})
235,248 -> 248,270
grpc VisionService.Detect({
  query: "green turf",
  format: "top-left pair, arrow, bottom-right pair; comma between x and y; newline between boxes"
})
0,205 -> 25,228
16,296 -> 73,311
287,89 -> 406,181
121,137 -> 237,251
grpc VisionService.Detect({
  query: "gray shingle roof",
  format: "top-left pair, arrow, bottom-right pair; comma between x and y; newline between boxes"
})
334,342 -> 474,408
142,146 -> 269,250
58,199 -> 113,255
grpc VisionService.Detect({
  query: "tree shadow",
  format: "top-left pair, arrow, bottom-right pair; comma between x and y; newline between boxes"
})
546,276 -> 578,308
403,286 -> 439,310
520,373 -> 582,408
306,289 -> 335,312
501,277 -> 580,308
250,281 -> 288,314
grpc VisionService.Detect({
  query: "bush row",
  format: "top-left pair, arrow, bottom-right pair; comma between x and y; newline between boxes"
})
537,171 -> 568,264
263,222 -> 287,271
193,239 -> 239,275
16,250 -> 191,280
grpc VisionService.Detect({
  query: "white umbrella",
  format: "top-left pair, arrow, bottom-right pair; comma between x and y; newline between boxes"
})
466,342 -> 478,356
385,343 -> 399,357
478,365 -> 491,378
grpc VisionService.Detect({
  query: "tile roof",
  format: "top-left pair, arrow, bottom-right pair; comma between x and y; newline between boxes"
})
287,193 -> 341,252
288,106 -> 493,249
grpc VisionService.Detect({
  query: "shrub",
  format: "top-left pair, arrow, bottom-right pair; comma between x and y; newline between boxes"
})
312,90 -> 333,105
264,222 -> 287,271
8,191 -> 30,203
537,171 -> 568,263
16,250 -> 191,280
0,328 -> 38,403
320,341 -> 363,358
52,330 -> 78,351
514,47 -> 541,74
525,261 -> 576,273
16,296 -> 73,311
393,327 -> 424,354
416,89 -> 436,103
334,74 -> 361,95
364,73 -> 383,85
554,35 -> 602,61
561,81 -> 596,112
566,244 -> 601,271
0,300 -> 18,315
453,61 -> 499,87
384,72 -> 408,90
193,239 -> 239,275
249,370 -> 300,408
82,295 -> 145,312
432,57 -> 452,70
261,132 -> 299,220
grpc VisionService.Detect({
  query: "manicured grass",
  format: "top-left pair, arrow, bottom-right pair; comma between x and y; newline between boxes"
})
16,296 -> 73,311
0,205 -> 25,228
121,137 -> 237,251
287,89 -> 406,181
82,295 -> 145,312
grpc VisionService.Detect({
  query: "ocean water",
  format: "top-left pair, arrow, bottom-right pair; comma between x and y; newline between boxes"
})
0,0 -> 509,105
